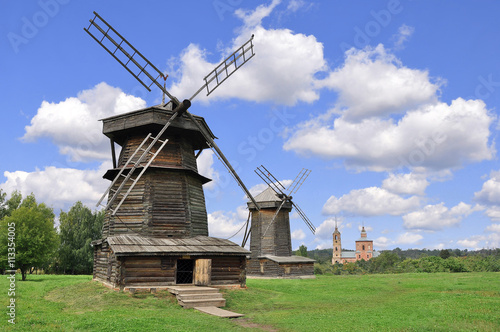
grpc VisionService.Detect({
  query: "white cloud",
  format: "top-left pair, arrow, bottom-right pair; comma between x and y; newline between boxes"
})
169,0 -> 327,106
374,236 -> 391,249
485,206 -> 500,222
208,210 -> 246,239
197,150 -> 219,190
1,163 -> 111,211
402,202 -> 478,231
396,232 -> 423,245
317,44 -> 440,121
393,24 -> 415,50
285,98 -> 494,172
314,217 -> 341,240
22,82 -> 146,162
382,172 -> 429,196
287,0 -> 308,12
474,170 -> 500,205
486,224 -> 500,233
457,235 -> 485,249
322,187 -> 420,217
291,229 -> 306,240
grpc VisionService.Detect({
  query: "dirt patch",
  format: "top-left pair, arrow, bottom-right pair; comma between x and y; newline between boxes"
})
233,318 -> 279,331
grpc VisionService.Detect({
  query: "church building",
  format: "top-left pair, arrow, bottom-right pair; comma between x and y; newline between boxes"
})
332,224 -> 379,264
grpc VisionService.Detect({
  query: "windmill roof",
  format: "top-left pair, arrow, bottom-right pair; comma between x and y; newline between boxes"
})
259,255 -> 315,263
248,186 -> 293,210
100,104 -> 215,150
93,235 -> 249,257
254,186 -> 281,202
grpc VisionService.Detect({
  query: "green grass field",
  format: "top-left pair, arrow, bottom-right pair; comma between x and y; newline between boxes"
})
0,273 -> 499,331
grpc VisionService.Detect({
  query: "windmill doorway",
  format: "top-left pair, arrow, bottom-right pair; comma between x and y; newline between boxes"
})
176,259 -> 194,284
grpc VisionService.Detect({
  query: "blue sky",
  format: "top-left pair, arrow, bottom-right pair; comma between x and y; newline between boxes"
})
1,0 -> 500,252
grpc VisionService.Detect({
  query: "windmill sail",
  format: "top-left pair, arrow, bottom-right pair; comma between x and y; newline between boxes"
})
84,11 -> 179,104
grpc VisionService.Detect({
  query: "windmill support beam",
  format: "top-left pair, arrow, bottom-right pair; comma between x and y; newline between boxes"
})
110,138 -> 117,169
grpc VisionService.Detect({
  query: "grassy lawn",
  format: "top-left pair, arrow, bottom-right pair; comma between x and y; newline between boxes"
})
0,273 -> 498,331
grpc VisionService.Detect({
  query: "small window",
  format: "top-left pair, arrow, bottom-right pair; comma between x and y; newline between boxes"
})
358,255 -> 361,259
362,245 -> 365,250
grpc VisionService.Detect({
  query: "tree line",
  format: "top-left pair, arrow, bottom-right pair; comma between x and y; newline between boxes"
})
0,190 -> 103,280
305,247 -> 500,275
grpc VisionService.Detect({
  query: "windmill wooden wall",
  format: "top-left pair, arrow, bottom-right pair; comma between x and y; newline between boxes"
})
246,187 -> 315,278
92,105 -> 249,289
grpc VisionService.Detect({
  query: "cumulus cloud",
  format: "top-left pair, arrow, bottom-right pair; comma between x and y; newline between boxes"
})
402,202 -> 479,231
455,234 -> 500,250
396,232 -> 423,245
315,218 -> 336,240
374,236 -> 391,249
322,187 -> 420,217
291,229 -> 306,240
208,210 -> 246,239
22,82 -> 146,162
1,163 -> 111,211
197,150 -> 219,190
474,170 -> 500,205
317,44 -> 440,121
484,206 -> 500,222
374,232 -> 423,248
486,224 -> 500,233
168,0 -> 327,106
382,172 -> 429,196
285,97 -> 494,172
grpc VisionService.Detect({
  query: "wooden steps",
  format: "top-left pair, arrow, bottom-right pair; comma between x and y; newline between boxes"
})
167,286 -> 226,309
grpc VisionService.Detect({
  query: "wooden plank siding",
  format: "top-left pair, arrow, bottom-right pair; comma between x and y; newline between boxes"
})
93,243 -> 123,288
94,254 -> 246,288
249,208 -> 292,259
101,169 -> 209,238
247,258 -> 314,278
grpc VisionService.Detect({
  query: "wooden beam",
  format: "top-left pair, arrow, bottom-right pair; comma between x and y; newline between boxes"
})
110,138 -> 117,169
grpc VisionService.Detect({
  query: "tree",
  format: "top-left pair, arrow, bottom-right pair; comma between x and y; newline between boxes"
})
58,202 -> 104,274
0,193 -> 58,280
369,251 -> 400,273
0,190 -> 22,220
439,249 -> 451,259
297,245 -> 308,257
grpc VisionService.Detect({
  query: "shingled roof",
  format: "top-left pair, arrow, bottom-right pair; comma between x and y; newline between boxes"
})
93,235 -> 249,257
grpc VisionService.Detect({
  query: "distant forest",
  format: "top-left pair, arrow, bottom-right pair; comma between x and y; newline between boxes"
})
305,247 -> 500,264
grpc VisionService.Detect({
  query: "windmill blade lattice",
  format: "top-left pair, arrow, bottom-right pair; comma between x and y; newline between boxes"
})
253,165 -> 315,238
84,11 -> 179,104
86,11 -> 259,213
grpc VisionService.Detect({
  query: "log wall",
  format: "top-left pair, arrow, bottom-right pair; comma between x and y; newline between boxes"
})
93,243 -> 122,288
96,254 -> 247,288
247,258 -> 314,278
102,169 -> 209,238
249,208 -> 292,258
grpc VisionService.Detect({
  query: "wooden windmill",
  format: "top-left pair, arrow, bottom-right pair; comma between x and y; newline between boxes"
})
244,165 -> 316,278
85,12 -> 258,290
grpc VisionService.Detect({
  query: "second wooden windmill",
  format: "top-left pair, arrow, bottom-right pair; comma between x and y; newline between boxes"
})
243,165 -> 316,278
85,12 -> 259,290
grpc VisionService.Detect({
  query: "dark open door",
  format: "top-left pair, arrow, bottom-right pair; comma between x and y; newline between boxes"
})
176,259 -> 194,284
